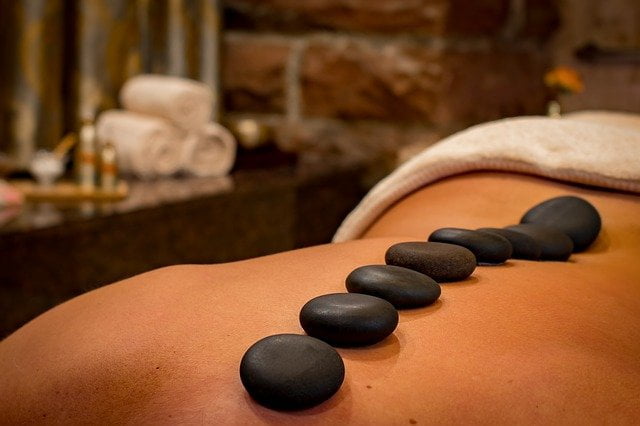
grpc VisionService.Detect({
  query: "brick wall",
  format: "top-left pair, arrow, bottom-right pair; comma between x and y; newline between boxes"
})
551,0 -> 640,113
220,0 -> 559,167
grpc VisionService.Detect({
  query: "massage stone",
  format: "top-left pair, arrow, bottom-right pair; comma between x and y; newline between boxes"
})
477,227 -> 542,260
385,241 -> 476,282
346,265 -> 441,309
520,196 -> 601,252
240,334 -> 345,411
300,293 -> 399,347
505,224 -> 574,261
428,228 -> 513,264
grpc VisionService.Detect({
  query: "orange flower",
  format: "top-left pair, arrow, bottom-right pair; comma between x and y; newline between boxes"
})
544,67 -> 584,94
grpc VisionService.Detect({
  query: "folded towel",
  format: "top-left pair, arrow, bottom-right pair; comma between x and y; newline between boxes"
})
181,123 -> 237,177
564,110 -> 640,132
96,110 -> 183,178
333,116 -> 640,242
120,74 -> 213,131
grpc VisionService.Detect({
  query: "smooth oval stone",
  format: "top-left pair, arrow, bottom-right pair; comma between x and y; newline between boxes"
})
240,334 -> 345,410
299,293 -> 398,347
346,264 -> 441,309
505,224 -> 573,261
520,196 -> 601,252
477,227 -> 542,260
428,228 -> 512,265
385,241 -> 476,282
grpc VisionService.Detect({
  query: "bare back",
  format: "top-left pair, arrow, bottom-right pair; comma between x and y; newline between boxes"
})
1,172 -> 639,424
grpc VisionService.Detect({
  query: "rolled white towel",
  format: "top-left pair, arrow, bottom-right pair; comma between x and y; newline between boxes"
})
120,74 -> 213,131
181,123 -> 237,177
96,110 -> 184,179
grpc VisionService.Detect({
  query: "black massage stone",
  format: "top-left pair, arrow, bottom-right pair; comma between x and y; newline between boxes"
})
299,293 -> 398,347
505,224 -> 574,261
520,195 -> 601,252
477,227 -> 542,260
346,264 -> 441,309
385,241 -> 476,282
239,334 -> 345,411
428,228 -> 513,265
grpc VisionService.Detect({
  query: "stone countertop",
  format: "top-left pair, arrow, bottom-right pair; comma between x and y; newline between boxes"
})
0,156 -> 368,336
0,156 -> 358,235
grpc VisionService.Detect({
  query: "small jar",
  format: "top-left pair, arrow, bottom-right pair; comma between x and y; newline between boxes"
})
29,150 -> 64,188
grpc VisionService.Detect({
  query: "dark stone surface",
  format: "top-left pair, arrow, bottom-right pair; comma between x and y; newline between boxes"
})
222,35 -> 290,113
385,241 -> 476,282
505,224 -> 574,261
224,0 -> 447,34
301,39 -> 442,121
446,0 -> 510,36
346,264 -> 441,309
477,227 -> 542,260
299,293 -> 398,347
300,39 -> 549,123
239,334 -> 345,410
520,196 -> 601,252
0,158 -> 368,337
522,0 -> 561,39
428,227 -> 512,264
223,0 -> 554,37
437,49 -> 549,124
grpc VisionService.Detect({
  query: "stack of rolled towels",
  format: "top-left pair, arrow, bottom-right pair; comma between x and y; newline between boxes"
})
96,75 -> 236,179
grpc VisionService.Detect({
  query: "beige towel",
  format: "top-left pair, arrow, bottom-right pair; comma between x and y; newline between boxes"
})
120,74 -> 213,131
333,116 -> 640,242
181,123 -> 237,177
96,110 -> 183,178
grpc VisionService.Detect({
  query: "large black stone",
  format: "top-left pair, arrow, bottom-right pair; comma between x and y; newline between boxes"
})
239,334 -> 345,410
505,224 -> 574,261
385,241 -> 476,282
477,227 -> 542,260
428,228 -> 512,264
346,264 -> 441,309
299,293 -> 398,347
520,196 -> 602,252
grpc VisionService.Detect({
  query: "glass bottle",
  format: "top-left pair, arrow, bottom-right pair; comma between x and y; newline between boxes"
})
77,120 -> 97,192
100,142 -> 118,193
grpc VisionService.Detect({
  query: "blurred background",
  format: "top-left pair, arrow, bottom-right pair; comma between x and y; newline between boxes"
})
2,0 -> 639,167
0,0 -> 638,334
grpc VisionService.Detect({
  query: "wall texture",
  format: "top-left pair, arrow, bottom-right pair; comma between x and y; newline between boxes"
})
551,0 -> 640,113
220,0 -> 559,164
3,1 -> 636,170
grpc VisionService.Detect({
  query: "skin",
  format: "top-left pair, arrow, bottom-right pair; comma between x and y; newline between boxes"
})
1,172 -> 639,424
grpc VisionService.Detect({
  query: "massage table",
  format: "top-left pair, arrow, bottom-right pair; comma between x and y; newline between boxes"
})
1,113 -> 639,424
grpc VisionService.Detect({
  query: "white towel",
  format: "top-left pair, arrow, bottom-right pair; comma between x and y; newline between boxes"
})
120,74 -> 213,131
181,123 -> 237,177
96,110 -> 183,178
333,115 -> 640,242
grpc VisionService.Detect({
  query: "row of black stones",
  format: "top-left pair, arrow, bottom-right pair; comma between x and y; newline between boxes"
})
239,195 -> 602,411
